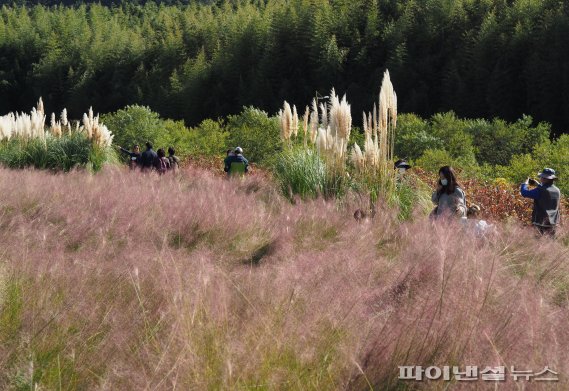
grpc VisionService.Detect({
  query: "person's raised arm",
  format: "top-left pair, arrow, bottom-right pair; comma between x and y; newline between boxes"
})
520,178 -> 541,200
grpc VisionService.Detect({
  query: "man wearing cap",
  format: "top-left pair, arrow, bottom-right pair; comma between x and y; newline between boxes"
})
224,146 -> 249,176
394,159 -> 411,173
520,168 -> 561,236
394,160 -> 411,186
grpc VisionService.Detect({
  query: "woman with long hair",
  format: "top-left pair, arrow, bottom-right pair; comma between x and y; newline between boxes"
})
431,166 -> 467,219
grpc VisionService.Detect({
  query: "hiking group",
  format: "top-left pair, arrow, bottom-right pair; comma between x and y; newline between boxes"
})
118,142 -> 180,174
119,143 -> 250,178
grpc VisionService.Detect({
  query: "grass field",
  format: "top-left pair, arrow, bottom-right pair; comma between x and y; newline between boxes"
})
0,166 -> 568,390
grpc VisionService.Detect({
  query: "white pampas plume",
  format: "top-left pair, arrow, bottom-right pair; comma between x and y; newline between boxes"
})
350,142 -> 365,171
0,113 -> 15,141
30,107 -> 46,140
320,102 -> 328,130
302,106 -> 309,147
61,108 -> 68,126
37,97 -> 44,115
316,127 -> 327,153
378,69 -> 397,161
326,125 -> 334,152
82,113 -> 91,138
310,99 -> 318,144
292,105 -> 299,138
50,112 -> 62,137
279,101 -> 293,142
327,89 -> 352,160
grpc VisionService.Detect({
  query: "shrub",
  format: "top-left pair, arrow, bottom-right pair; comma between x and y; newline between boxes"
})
395,113 -> 443,160
187,119 -> 229,157
101,105 -> 162,150
430,112 -> 476,160
466,115 -> 550,166
414,149 -> 454,173
226,106 -> 281,164
491,153 -> 540,185
102,105 -> 223,161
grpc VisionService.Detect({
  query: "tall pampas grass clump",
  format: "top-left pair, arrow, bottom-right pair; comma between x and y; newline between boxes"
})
349,70 -> 399,207
0,98 -> 115,171
0,98 -> 47,141
276,72 -> 405,205
277,90 -> 353,199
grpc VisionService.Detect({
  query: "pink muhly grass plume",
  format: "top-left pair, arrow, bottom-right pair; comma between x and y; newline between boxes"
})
0,167 -> 567,389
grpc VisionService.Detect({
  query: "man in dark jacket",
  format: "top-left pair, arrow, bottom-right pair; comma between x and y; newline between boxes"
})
520,168 -> 561,236
224,146 -> 249,176
140,142 -> 158,170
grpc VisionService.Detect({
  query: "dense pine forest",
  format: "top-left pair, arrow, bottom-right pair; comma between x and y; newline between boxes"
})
0,0 -> 568,134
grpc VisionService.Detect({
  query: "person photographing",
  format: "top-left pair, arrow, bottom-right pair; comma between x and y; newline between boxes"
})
520,168 -> 561,237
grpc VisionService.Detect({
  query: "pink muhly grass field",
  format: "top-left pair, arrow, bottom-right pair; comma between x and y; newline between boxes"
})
0,166 -> 567,390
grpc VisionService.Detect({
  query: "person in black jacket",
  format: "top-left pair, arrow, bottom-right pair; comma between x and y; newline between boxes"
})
140,142 -> 158,171
118,144 -> 141,169
520,167 -> 561,237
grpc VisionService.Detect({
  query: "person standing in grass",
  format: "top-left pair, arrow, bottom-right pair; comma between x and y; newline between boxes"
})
431,166 -> 467,219
167,147 -> 180,171
154,148 -> 170,175
118,144 -> 141,170
140,142 -> 158,171
224,146 -> 249,176
520,168 -> 561,237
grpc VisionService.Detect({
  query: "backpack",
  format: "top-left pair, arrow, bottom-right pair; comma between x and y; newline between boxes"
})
157,157 -> 169,174
168,155 -> 179,170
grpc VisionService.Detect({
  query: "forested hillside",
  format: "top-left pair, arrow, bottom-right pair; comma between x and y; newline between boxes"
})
0,0 -> 216,6
1,0 -> 568,134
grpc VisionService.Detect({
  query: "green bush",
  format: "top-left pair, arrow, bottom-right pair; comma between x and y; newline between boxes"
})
430,112 -> 476,161
102,105 -> 209,160
396,113 -> 443,160
414,149 -> 454,173
226,107 -> 281,164
101,105 -> 162,150
465,115 -> 550,166
491,154 -> 540,185
187,119 -> 229,156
